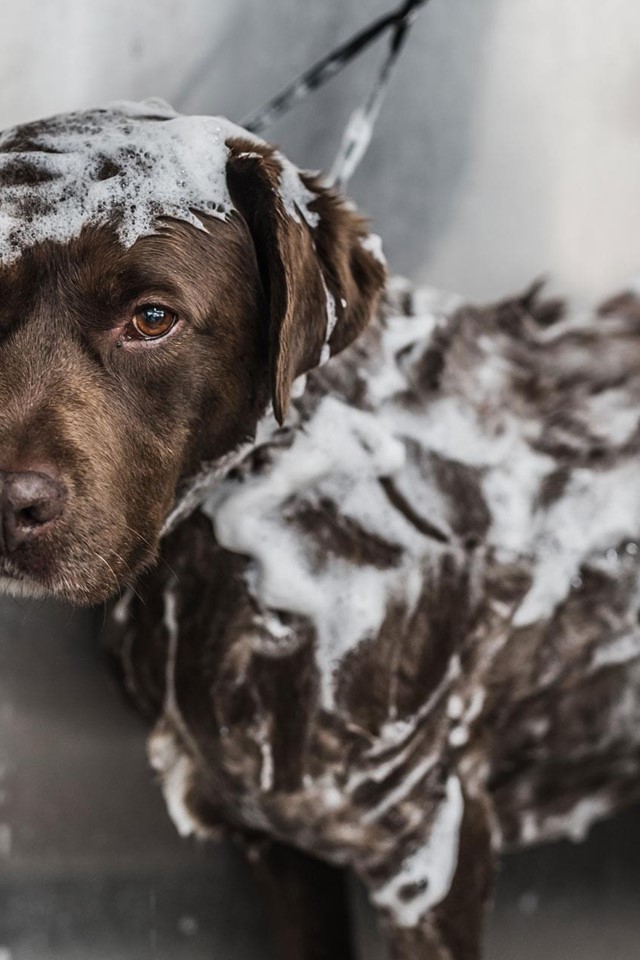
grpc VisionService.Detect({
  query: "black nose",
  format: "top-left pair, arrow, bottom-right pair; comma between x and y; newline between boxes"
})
0,470 -> 67,553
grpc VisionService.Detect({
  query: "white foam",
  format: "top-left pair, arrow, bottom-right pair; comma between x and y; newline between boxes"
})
273,149 -> 320,229
371,775 -> 464,926
0,98 -> 321,264
523,794 -> 613,845
592,632 -> 640,670
582,387 -> 640,446
360,231 -> 387,267
148,726 -> 209,839
319,271 -> 339,364
361,752 -> 440,826
204,395 -> 407,708
513,461 -> 640,627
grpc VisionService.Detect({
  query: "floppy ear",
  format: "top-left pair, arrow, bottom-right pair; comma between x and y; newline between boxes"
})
225,137 -> 387,424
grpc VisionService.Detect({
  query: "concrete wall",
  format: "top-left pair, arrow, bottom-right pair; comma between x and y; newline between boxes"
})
1,2 -> 639,957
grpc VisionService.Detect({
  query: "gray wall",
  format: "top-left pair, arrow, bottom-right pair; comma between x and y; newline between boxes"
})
2,0 -> 640,299
1,2 -> 639,958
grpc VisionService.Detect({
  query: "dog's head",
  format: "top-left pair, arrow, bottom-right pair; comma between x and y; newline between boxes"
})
0,99 -> 385,604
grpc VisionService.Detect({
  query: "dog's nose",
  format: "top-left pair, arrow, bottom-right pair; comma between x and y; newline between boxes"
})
0,470 -> 67,552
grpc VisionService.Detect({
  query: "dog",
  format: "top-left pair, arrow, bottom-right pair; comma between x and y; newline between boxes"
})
1,97 -> 640,960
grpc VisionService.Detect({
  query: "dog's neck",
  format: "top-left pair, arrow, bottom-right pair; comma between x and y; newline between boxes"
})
161,277 -> 460,534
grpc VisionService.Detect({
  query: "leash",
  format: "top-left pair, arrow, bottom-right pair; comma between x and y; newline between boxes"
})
241,0 -> 431,189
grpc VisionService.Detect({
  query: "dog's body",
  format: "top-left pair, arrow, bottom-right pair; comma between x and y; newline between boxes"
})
2,100 -> 640,959
107,278 -> 640,958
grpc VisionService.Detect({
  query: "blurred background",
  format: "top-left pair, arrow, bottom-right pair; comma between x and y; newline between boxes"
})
1,1 -> 639,957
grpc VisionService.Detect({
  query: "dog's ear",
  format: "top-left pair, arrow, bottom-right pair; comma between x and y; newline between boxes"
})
226,137 -> 386,424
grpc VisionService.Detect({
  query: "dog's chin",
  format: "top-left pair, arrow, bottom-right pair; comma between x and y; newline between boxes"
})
0,571 -> 137,607
0,560 -> 137,607
0,573 -> 53,601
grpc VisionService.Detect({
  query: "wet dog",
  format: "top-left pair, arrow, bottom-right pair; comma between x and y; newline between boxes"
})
2,99 -> 640,959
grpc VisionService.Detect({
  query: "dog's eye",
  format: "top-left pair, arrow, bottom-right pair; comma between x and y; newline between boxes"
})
132,305 -> 178,340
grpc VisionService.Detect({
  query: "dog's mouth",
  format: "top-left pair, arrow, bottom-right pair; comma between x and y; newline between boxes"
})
0,528 -> 148,606
0,467 -> 164,604
0,533 -> 58,584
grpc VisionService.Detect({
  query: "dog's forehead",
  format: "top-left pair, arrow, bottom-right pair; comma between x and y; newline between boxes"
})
0,97 -> 319,267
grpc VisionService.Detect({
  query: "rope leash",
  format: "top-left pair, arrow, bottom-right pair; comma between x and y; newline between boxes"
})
241,0 -> 431,189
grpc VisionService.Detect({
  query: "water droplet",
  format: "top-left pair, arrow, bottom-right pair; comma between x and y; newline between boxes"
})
178,915 -> 199,936
626,542 -> 638,556
519,891 -> 540,916
449,725 -> 468,747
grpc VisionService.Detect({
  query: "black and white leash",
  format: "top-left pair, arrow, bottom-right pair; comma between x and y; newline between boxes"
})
241,0 -> 432,189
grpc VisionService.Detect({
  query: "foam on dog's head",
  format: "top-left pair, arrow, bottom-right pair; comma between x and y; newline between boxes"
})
0,97 -> 319,265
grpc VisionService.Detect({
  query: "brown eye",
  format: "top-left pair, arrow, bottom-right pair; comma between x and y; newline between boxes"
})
131,305 -> 178,339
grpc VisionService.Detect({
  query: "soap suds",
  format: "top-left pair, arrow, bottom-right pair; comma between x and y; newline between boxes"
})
0,98 -> 321,264
206,395 -> 407,708
371,775 -> 464,926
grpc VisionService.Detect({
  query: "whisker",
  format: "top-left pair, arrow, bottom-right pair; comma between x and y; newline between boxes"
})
94,551 -> 123,595
120,520 -> 180,582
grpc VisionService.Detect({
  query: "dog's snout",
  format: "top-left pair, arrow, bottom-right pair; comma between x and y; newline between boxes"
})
0,470 -> 67,551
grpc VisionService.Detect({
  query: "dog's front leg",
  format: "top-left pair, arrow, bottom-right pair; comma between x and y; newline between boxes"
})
382,905 -> 485,960
379,876 -> 490,960
383,921 -> 454,960
373,789 -> 494,960
242,835 -> 356,960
